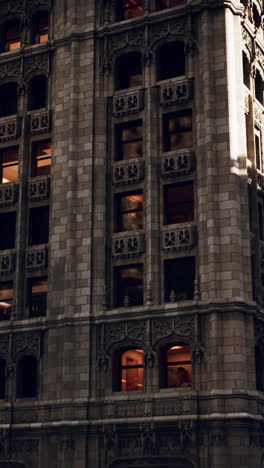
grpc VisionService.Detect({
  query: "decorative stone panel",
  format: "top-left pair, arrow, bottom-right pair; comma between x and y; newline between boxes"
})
162,225 -> 196,252
112,233 -> 145,258
30,110 -> 52,134
106,320 -> 147,348
254,104 -> 263,129
12,331 -> 41,359
152,315 -> 195,343
161,150 -> 194,176
26,246 -> 48,270
113,160 -> 144,185
28,176 -> 50,201
113,90 -> 144,117
0,117 -> 21,142
0,183 -> 18,207
244,89 -> 250,115
0,251 -> 15,275
160,79 -> 193,106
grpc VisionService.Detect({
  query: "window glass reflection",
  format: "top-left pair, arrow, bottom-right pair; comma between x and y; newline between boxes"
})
167,345 -> 192,388
121,349 -> 144,391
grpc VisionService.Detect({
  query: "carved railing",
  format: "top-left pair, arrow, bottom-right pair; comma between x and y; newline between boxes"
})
28,176 -> 50,201
0,117 -> 21,142
162,225 -> 196,252
160,79 -> 193,106
113,160 -> 144,185
30,110 -> 52,134
112,233 -> 145,258
161,151 -> 194,176
113,90 -> 144,117
0,250 -> 15,275
254,102 -> 263,129
0,182 -> 18,207
26,246 -> 48,271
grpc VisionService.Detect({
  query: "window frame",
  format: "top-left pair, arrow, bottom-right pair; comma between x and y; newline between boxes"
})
113,347 -> 145,392
0,146 -> 19,184
163,110 -> 193,153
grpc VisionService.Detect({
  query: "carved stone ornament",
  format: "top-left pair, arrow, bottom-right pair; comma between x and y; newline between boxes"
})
0,335 -> 9,359
210,432 -> 227,447
192,341 -> 205,364
106,320 -> 146,347
242,28 -> 253,59
255,46 -> 264,71
140,423 -> 156,452
152,315 -> 195,344
0,1 -> 24,20
11,439 -> 39,452
254,319 -> 264,346
97,349 -> 110,371
150,20 -> 185,49
110,28 -> 145,55
249,432 -> 264,448
12,331 -> 41,359
0,60 -> 21,81
103,424 -> 118,452
24,53 -> 49,79
178,421 -> 193,448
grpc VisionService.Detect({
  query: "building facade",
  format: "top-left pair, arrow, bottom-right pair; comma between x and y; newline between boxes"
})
0,0 -> 263,466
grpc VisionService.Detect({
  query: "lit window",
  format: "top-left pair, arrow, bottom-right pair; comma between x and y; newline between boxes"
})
0,82 -> 18,117
16,356 -> 38,398
164,257 -> 195,301
115,52 -> 142,90
31,141 -> 51,177
29,206 -> 49,245
0,359 -> 6,399
116,121 -> 143,160
37,13 -> 49,43
115,264 -> 143,307
0,212 -> 16,250
163,110 -> 192,152
5,21 -> 21,51
113,349 -> 144,391
157,41 -> 185,80
0,147 -> 19,183
28,75 -> 48,110
0,282 -> 13,321
164,182 -> 194,225
117,0 -> 143,20
29,277 -> 48,317
166,345 -> 192,388
116,192 -> 143,232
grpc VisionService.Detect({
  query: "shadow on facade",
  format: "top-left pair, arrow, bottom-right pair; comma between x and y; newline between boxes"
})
108,457 -> 197,468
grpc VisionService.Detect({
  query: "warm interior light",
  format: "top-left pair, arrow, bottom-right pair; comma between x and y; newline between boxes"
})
171,345 -> 183,350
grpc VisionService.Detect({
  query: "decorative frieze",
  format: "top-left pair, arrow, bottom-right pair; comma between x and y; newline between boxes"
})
113,90 -> 144,117
12,331 -> 41,359
162,225 -> 196,252
0,117 -> 21,142
26,246 -> 48,270
152,315 -> 195,343
0,183 -> 18,207
30,110 -> 52,134
28,176 -> 50,201
112,233 -> 145,258
113,160 -> 144,185
161,150 -> 194,176
0,251 -> 15,275
160,79 -> 193,106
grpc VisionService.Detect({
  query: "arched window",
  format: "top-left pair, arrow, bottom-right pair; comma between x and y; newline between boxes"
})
27,75 -> 48,110
0,82 -> 18,117
160,344 -> 192,388
113,348 -> 144,391
31,11 -> 49,44
116,0 -> 143,21
255,70 -> 263,105
16,355 -> 38,398
115,52 -> 142,90
2,20 -> 21,52
0,359 -> 6,399
255,346 -> 264,391
242,51 -> 251,89
157,41 -> 185,81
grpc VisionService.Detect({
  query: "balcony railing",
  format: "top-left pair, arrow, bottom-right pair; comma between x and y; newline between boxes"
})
162,225 -> 196,252
254,101 -> 263,129
113,90 -> 144,117
161,150 -> 194,177
28,176 -> 50,201
30,110 -> 52,135
26,245 -> 48,271
113,160 -> 144,185
160,79 -> 193,106
0,250 -> 15,275
0,182 -> 18,207
112,232 -> 145,258
0,116 -> 21,142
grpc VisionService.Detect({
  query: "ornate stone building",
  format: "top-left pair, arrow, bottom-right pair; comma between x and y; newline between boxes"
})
0,0 -> 263,467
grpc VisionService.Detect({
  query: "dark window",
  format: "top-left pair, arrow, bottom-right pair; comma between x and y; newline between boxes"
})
255,70 -> 263,105
115,52 -> 142,90
255,129 -> 263,172
164,182 -> 194,224
116,192 -> 143,232
255,346 -> 264,391
115,264 -> 143,307
163,110 -> 192,152
28,75 -> 48,110
0,359 -> 6,399
29,277 -> 48,317
160,344 -> 192,388
0,212 -> 16,250
117,0 -> 143,20
116,120 -> 143,160
0,147 -> 19,183
113,349 -> 144,391
3,20 -> 21,51
0,282 -> 13,321
258,202 -> 264,241
243,51 -> 251,89
159,0 -> 186,9
32,11 -> 49,44
157,41 -> 185,80
31,141 -> 51,177
28,206 -> 49,245
164,257 -> 195,301
253,4 -> 261,28
0,83 -> 18,117
16,356 -> 38,398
